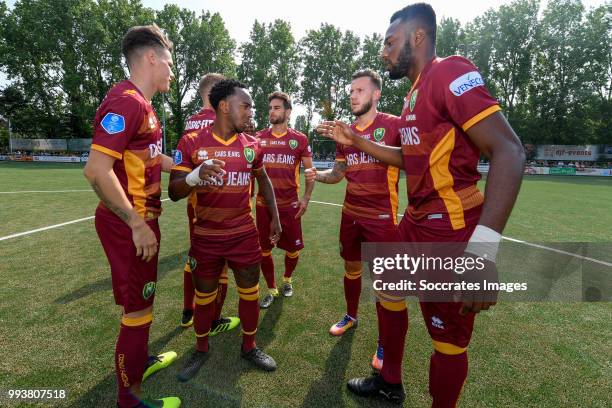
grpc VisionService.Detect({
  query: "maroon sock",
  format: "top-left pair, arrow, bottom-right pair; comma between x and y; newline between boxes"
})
283,252 -> 299,279
430,350 -> 468,408
261,254 -> 276,289
379,301 -> 408,384
193,289 -> 217,352
344,270 -> 362,318
183,268 -> 195,311
116,316 -> 151,408
238,285 -> 259,352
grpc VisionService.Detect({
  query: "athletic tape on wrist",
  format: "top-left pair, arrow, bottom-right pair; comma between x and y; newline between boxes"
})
185,165 -> 202,186
465,224 -> 502,263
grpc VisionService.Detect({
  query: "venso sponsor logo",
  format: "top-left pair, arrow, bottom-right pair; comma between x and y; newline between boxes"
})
449,71 -> 485,97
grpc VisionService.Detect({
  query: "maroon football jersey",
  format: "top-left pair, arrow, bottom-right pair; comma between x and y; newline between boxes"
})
400,56 -> 500,230
91,80 -> 162,219
173,128 -> 263,237
255,128 -> 312,210
336,112 -> 402,221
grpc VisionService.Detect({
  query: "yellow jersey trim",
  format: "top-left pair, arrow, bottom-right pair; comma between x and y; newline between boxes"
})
462,105 -> 501,132
91,144 -> 122,159
212,132 -> 237,146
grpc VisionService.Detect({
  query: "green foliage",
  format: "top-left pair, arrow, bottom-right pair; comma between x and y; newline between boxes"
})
238,20 -> 300,129
156,6 -> 235,147
0,0 -> 609,146
299,24 -> 360,121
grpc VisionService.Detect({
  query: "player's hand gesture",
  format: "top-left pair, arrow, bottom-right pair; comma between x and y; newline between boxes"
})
198,159 -> 226,184
269,218 -> 282,245
293,197 -> 310,219
316,121 -> 356,146
458,253 -> 498,315
304,167 -> 317,183
131,218 -> 158,262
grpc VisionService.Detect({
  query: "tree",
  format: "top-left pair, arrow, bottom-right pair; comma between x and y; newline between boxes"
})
482,0 -> 540,140
156,5 -> 235,149
529,0 -> 589,144
299,24 -> 360,122
437,17 -> 463,57
581,4 -> 612,144
0,0 -> 154,138
238,20 -> 300,129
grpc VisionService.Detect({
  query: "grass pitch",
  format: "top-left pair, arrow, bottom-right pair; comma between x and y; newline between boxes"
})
0,161 -> 610,407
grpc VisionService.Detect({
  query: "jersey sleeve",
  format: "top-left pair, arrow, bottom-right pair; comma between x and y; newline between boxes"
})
385,116 -> 402,147
91,96 -> 143,159
439,58 -> 501,132
300,135 -> 313,159
172,136 -> 194,173
335,142 -> 345,161
252,141 -> 264,171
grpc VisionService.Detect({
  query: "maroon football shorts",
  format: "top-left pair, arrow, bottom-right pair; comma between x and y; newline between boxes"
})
339,212 -> 401,262
189,226 -> 262,280
256,205 -> 304,253
398,207 -> 481,348
95,205 -> 160,313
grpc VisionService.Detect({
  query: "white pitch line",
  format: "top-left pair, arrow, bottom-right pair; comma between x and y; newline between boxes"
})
309,199 -> 612,267
501,236 -> 612,267
0,198 -> 171,242
0,189 -> 92,194
0,216 -> 95,241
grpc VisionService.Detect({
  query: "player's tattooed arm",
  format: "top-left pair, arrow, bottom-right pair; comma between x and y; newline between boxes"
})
315,160 -> 347,184
317,121 -> 403,168
84,150 -> 139,225
90,182 -> 130,223
84,149 -> 158,261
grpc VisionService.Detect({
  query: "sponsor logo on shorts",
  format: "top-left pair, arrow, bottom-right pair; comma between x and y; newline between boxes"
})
289,139 -> 298,149
373,128 -> 385,142
295,239 -> 301,245
428,214 -> 443,220
431,316 -> 444,329
100,112 -> 125,134
142,281 -> 156,300
244,147 -> 255,163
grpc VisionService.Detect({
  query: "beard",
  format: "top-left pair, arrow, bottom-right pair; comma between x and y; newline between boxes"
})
352,99 -> 373,117
387,41 -> 412,80
269,115 -> 285,125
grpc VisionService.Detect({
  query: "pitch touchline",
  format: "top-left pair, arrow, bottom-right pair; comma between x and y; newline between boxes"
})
310,199 -> 612,267
0,198 -> 171,242
0,189 -> 92,194
1,199 -> 610,267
